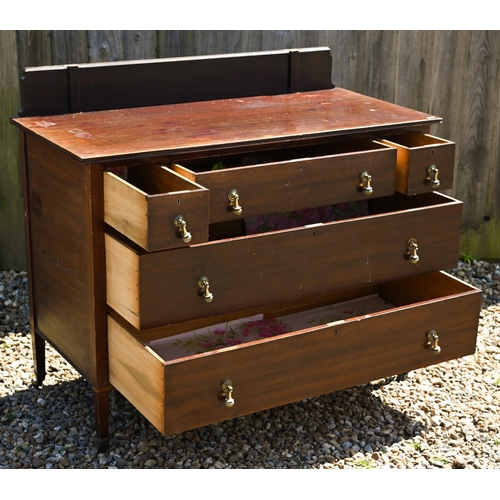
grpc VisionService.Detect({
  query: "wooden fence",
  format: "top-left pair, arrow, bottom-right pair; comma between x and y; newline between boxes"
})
1,30 -> 499,270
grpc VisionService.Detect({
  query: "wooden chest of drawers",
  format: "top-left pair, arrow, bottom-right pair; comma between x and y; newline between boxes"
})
11,48 -> 481,449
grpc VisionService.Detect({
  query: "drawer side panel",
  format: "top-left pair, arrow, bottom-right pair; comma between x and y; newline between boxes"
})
105,234 -> 140,328
108,316 -> 165,432
104,172 -> 149,248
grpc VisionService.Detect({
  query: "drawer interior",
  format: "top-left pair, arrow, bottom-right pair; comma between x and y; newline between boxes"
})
377,132 -> 455,195
380,132 -> 452,149
207,191 -> 458,241
129,270 -> 478,351
105,162 -> 204,195
172,139 -> 389,173
104,163 -> 209,251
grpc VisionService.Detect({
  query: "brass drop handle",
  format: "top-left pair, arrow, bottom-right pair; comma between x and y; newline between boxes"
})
221,380 -> 235,407
197,276 -> 213,303
360,171 -> 373,195
174,215 -> 192,243
227,189 -> 242,215
426,165 -> 441,188
406,238 -> 419,264
427,330 -> 441,355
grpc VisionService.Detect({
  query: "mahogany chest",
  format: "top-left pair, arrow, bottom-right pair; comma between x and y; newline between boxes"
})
11,48 -> 481,448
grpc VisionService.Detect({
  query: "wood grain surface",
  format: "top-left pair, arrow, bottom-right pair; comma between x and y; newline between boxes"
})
0,31 -> 25,270
12,88 -> 440,162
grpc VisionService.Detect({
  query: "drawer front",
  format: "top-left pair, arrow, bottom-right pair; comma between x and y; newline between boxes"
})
106,192 -> 463,330
108,272 -> 481,436
379,133 -> 455,195
104,164 -> 209,251
172,141 -> 396,223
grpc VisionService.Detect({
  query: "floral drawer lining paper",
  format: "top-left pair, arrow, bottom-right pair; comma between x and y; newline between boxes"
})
148,294 -> 392,362
244,201 -> 369,235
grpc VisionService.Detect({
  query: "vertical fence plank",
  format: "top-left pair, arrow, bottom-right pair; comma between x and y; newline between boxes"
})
193,31 -> 228,56
0,31 -> 25,270
427,31 -> 471,142
123,31 -> 158,60
455,31 -> 500,259
16,30 -> 52,71
51,30 -> 89,64
480,31 -> 500,260
330,30 -> 398,102
395,30 -> 437,113
363,30 -> 399,102
158,30 -> 196,58
226,30 -> 263,53
88,30 -> 125,62
261,30 -> 295,51
330,30 -> 363,90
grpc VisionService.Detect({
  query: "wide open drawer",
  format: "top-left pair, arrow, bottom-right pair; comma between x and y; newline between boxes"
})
379,133 -> 455,195
104,163 -> 209,251
106,192 -> 463,330
170,139 -> 396,223
108,271 -> 481,436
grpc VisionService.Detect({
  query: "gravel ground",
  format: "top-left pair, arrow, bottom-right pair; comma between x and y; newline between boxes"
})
1,262 -> 499,469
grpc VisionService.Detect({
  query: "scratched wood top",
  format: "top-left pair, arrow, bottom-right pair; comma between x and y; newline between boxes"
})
11,88 -> 441,163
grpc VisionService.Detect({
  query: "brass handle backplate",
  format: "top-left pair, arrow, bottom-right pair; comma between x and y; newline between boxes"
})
406,238 -> 419,264
197,276 -> 213,303
227,189 -> 242,215
174,215 -> 192,243
221,380 -> 235,407
360,171 -> 373,195
426,165 -> 441,188
426,330 -> 441,355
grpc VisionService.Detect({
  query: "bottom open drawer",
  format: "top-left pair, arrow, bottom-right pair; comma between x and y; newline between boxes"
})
108,271 -> 481,436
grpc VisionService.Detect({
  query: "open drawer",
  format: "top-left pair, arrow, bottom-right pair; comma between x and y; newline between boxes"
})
104,163 -> 209,251
170,139 -> 397,223
378,133 -> 455,195
108,271 -> 481,436
105,192 -> 463,330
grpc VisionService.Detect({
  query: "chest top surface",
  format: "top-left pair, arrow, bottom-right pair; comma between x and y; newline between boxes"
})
11,88 -> 440,163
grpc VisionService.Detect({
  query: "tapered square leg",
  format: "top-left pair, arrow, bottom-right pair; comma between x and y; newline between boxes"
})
31,331 -> 46,387
93,388 -> 110,451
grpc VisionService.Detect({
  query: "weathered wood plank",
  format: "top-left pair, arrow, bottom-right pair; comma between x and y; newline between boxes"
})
16,30 -> 52,72
123,31 -> 158,60
262,30 -> 294,50
454,31 -> 500,259
193,31 -> 228,55
426,31 -> 467,139
395,30 -> 437,114
158,30 -> 196,57
226,31 -> 263,53
88,30 -> 124,62
51,30 -> 89,64
330,30 -> 398,102
0,30 -> 25,270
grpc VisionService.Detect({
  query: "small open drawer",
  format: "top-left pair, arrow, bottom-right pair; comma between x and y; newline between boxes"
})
108,271 -> 481,436
170,139 -> 397,223
104,163 -> 209,251
105,192 -> 463,330
378,133 -> 455,195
